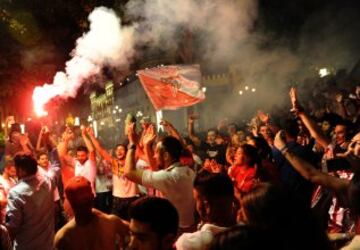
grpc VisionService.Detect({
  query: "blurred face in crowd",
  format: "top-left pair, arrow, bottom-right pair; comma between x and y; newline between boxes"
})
76,150 -> 88,165
37,154 -> 49,169
129,219 -> 165,250
237,130 -> 246,142
115,145 -> 126,160
154,142 -> 169,169
4,165 -> 16,178
10,131 -> 21,144
259,126 -> 271,140
234,147 -> 248,166
207,130 -> 217,145
321,121 -> 331,133
231,134 -> 242,147
186,143 -> 194,153
334,125 -> 347,145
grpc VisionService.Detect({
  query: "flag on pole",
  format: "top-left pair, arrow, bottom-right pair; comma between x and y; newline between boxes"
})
137,65 -> 205,110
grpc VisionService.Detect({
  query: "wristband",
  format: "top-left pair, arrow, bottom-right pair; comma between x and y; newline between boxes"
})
279,145 -> 288,154
128,144 -> 136,150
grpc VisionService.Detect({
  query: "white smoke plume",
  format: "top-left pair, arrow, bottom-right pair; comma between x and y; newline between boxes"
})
33,7 -> 135,116
126,0 -> 258,65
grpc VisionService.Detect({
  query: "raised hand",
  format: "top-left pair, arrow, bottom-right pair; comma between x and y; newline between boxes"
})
5,116 -> 15,125
128,122 -> 138,145
274,130 -> 287,151
41,125 -> 49,134
289,87 -> 298,110
160,119 -> 172,127
62,128 -> 74,141
257,110 -> 270,124
142,124 -> 157,146
86,127 -> 95,137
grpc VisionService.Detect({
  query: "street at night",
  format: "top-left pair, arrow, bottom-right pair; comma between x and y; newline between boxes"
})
0,0 -> 359,249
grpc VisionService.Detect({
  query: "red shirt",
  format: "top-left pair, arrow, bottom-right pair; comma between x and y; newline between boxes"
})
228,165 -> 256,193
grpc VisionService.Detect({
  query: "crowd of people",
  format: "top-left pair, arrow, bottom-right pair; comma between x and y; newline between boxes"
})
0,83 -> 358,250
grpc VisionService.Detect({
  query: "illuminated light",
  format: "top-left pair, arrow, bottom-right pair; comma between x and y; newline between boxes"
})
55,121 -> 58,125
27,117 -> 32,121
115,106 -> 119,109
113,110 -> 117,114
245,86 -> 249,90
251,88 -> 256,92
32,85 -> 52,117
319,68 -> 330,78
119,82 -> 123,86
100,121 -> 105,126
116,118 -> 121,122
20,124 -> 25,134
202,87 -> 207,93
74,117 -> 80,126
119,108 -> 122,113
239,90 -> 243,95
87,116 -> 92,122
1,123 -> 5,128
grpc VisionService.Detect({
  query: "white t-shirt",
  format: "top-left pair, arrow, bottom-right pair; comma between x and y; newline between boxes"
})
176,223 -> 228,250
0,175 -> 16,195
74,159 -> 97,194
110,158 -> 140,198
38,166 -> 60,202
142,162 -> 195,228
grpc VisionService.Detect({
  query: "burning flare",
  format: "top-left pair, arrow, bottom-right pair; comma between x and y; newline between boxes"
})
32,7 -> 134,117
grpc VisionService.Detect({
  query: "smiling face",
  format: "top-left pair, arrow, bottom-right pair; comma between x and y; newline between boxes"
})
115,145 -> 126,160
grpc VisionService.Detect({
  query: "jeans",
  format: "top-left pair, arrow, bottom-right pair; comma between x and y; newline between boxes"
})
112,196 -> 141,221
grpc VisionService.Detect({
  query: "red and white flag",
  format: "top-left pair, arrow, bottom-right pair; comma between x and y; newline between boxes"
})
137,65 -> 205,110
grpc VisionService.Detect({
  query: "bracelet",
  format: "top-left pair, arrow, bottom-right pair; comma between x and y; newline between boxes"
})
279,146 -> 288,154
128,144 -> 136,150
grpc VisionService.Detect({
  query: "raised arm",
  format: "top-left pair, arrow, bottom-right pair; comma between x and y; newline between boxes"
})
257,110 -> 279,135
274,131 -> 349,192
290,87 -> 331,149
161,119 -> 186,146
87,127 -> 112,163
18,134 -> 33,156
57,128 -> 74,167
36,126 -> 46,151
124,123 -> 144,184
142,124 -> 158,171
81,127 -> 95,162
187,114 -> 201,147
